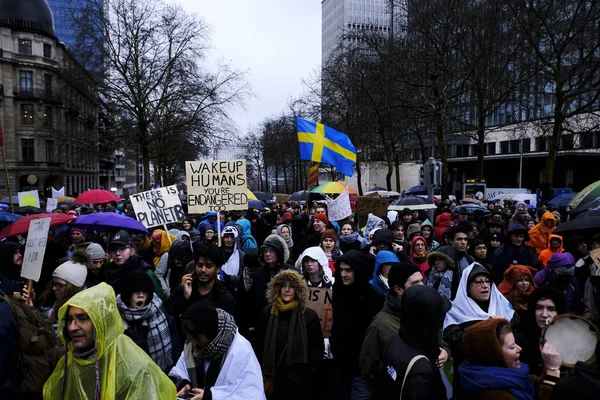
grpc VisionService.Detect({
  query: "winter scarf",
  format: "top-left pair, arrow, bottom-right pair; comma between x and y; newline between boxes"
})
262,297 -> 308,377
426,267 -> 454,300
460,360 -> 535,400
339,231 -> 368,249
276,224 -> 294,250
184,309 -> 237,389
116,295 -> 173,371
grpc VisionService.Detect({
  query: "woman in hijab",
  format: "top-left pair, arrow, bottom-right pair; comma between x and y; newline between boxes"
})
443,262 -> 516,398
409,236 -> 429,279
276,224 -> 295,265
257,270 -> 324,399
460,318 -> 562,399
295,246 -> 334,288
498,265 -> 536,313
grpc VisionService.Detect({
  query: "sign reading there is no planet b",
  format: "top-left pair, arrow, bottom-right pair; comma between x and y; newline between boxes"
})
186,159 -> 248,213
130,185 -> 185,228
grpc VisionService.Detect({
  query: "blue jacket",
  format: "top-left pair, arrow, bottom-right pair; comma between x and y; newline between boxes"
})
370,251 -> 400,296
236,219 -> 258,253
0,290 -> 18,394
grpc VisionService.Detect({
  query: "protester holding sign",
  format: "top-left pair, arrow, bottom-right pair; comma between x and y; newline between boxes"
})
130,185 -> 185,229
0,241 -> 26,296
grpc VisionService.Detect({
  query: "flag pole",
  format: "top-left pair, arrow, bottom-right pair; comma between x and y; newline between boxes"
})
1,145 -> 14,214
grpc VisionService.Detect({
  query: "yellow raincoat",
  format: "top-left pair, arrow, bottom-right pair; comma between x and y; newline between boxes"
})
43,283 -> 176,399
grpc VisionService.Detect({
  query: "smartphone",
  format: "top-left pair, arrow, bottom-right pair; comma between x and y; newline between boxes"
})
177,394 -> 195,400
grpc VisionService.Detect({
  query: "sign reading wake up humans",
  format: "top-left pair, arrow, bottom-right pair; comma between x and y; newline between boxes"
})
186,159 -> 248,213
130,185 -> 185,228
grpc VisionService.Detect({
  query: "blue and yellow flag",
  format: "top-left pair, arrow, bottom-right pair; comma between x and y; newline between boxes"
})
296,117 -> 357,176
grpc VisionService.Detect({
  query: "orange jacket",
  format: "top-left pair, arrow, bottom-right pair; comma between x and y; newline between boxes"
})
527,211 -> 557,256
538,234 -> 563,267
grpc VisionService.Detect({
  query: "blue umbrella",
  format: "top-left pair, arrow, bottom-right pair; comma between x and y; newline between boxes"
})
404,185 -> 427,196
0,204 -> 9,210
248,200 -> 266,211
0,196 -> 19,205
547,193 -> 576,207
72,212 -> 149,234
0,212 -> 23,223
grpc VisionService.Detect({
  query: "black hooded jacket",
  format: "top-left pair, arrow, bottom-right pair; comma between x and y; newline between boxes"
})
167,240 -> 194,291
0,242 -> 26,296
489,222 -> 541,284
380,286 -> 451,400
330,250 -> 384,376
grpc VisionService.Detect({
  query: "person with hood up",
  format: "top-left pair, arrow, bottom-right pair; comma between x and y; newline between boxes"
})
363,213 -> 385,240
409,236 -> 429,279
339,221 -> 368,253
181,218 -> 201,242
425,251 -> 460,300
256,270 -> 324,399
498,264 -> 536,312
155,232 -> 188,298
43,252 -> 89,323
459,318 -> 562,400
516,286 -> 565,376
295,246 -> 334,288
0,241 -> 26,297
241,234 -> 295,332
489,222 -> 541,285
538,234 -> 563,268
116,270 -> 178,373
169,303 -> 265,400
166,239 -> 195,294
527,211 -> 557,256
237,218 -> 258,253
370,250 -> 400,297
330,250 -> 383,398
84,243 -> 106,288
220,225 -> 245,286
406,223 -> 422,243
321,229 -> 342,273
202,225 -> 217,245
533,252 -> 586,315
43,283 -> 177,399
380,285 -> 452,400
151,229 -> 175,269
370,228 -> 410,264
434,212 -> 452,243
197,211 -> 224,233
275,223 -> 295,264
443,262 -> 516,397
421,219 -> 440,251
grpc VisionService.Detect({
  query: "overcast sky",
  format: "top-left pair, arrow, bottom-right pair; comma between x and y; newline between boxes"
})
176,0 -> 322,136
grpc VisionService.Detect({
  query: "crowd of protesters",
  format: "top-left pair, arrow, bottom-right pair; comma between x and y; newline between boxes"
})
0,195 -> 599,399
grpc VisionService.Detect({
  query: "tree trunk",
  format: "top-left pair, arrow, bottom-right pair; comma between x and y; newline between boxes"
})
435,115 -> 449,199
356,159 -> 364,196
142,144 -> 151,190
394,153 -> 401,192
283,163 -> 289,194
274,164 -> 280,193
543,114 -> 564,184
477,108 -> 486,179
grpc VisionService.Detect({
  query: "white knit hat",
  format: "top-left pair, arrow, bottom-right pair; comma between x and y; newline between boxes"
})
53,260 -> 88,287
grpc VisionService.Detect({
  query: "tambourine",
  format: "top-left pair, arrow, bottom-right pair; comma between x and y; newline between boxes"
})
541,314 -> 599,368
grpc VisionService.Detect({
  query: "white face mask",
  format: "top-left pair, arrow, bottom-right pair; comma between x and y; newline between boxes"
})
379,274 -> 389,289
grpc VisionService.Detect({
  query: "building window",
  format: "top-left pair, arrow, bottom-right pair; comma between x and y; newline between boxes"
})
561,134 -> 574,150
44,106 -> 53,128
510,139 -> 520,153
19,71 -> 33,94
18,39 -> 32,55
43,43 -> 51,58
580,131 -> 597,148
46,140 -> 55,162
21,104 -> 34,125
456,144 -> 470,157
21,139 -> 35,162
536,137 -> 549,151
500,141 -> 509,154
522,138 -> 531,153
44,74 -> 52,96
485,142 -> 496,155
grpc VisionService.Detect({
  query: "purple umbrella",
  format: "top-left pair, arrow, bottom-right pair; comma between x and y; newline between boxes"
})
72,212 -> 149,234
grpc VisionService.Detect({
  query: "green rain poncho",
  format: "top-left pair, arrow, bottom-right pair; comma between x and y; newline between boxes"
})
43,283 -> 176,399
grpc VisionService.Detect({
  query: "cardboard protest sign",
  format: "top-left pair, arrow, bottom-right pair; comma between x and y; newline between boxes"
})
21,217 -> 51,282
327,188 -> 352,222
130,185 -> 185,228
52,187 -> 65,199
46,198 -> 58,212
186,159 -> 248,213
18,190 -> 40,207
306,288 -> 334,338
275,193 -> 290,205
356,196 -> 389,227
590,248 -> 600,269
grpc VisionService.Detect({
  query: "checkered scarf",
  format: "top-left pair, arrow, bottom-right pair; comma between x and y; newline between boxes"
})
116,295 -> 173,371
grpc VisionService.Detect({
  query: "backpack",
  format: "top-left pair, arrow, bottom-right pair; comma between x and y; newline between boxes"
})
1,295 -> 65,393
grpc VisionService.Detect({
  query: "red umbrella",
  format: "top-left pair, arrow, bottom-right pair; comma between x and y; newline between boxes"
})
73,189 -> 121,205
0,213 -> 75,240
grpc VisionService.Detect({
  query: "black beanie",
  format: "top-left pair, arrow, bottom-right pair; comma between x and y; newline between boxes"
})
388,262 -> 421,290
181,301 -> 219,341
121,270 -> 155,307
467,263 -> 491,286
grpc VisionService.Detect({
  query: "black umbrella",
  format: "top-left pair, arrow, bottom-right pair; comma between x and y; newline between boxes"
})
388,196 -> 437,211
553,208 -> 600,236
288,190 -> 325,203
368,186 -> 387,191
252,191 -> 273,202
454,204 -> 491,216
14,206 -> 45,215
248,200 -> 266,211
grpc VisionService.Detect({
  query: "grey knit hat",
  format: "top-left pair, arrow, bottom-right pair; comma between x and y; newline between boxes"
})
85,243 -> 105,260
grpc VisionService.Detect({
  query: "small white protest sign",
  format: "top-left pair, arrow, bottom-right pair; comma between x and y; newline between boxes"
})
21,217 -> 51,282
129,185 -> 185,228
52,187 -> 65,199
46,198 -> 58,212
327,188 -> 352,222
186,159 -> 248,213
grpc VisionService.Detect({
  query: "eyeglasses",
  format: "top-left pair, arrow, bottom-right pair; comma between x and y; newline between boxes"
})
472,279 -> 491,287
51,281 -> 66,289
109,246 -> 130,254
65,314 -> 91,326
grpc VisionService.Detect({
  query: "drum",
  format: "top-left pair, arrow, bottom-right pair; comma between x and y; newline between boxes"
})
542,314 -> 599,368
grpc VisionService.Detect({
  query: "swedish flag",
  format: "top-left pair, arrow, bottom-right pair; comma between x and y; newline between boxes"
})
296,117 -> 357,176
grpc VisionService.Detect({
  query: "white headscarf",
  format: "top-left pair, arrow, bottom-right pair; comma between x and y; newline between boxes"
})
443,263 -> 514,330
295,246 -> 334,282
221,226 -> 240,277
